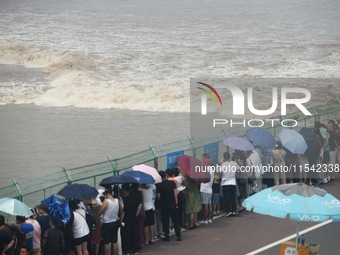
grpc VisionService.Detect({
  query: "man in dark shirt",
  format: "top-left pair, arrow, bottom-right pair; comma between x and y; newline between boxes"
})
156,170 -> 181,241
328,121 -> 337,180
121,185 -> 142,255
35,204 -> 50,241
0,215 -> 14,255
42,217 -> 65,255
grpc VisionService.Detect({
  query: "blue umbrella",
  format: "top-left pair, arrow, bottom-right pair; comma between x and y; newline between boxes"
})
41,195 -> 71,226
278,128 -> 308,154
121,170 -> 155,184
223,137 -> 254,151
243,183 -> 340,248
99,175 -> 138,187
57,183 -> 99,200
245,127 -> 276,149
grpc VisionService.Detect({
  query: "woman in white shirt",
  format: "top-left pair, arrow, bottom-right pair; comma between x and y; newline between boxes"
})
70,202 -> 90,255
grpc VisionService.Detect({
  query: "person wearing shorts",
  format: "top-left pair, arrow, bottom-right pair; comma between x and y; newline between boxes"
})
211,175 -> 221,215
99,190 -> 121,255
69,202 -> 90,255
200,168 -> 214,224
140,184 -> 156,245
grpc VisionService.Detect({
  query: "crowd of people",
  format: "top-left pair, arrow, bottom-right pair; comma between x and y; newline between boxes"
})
1,120 -> 339,255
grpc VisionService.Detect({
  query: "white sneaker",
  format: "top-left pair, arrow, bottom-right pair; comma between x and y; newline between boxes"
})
208,219 -> 212,223
203,220 -> 208,224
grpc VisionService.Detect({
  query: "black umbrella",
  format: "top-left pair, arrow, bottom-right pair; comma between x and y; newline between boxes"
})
99,175 -> 138,187
299,127 -> 320,161
57,183 -> 99,200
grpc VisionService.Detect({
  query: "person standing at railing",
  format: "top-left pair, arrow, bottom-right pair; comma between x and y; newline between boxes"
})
99,190 -> 121,255
25,215 -> 41,255
221,152 -> 239,217
272,139 -> 287,186
335,126 -> 340,171
200,153 -> 214,224
327,120 -> 337,181
41,217 -> 64,255
16,216 -> 34,255
157,171 -> 181,241
0,215 -> 15,255
35,204 -> 50,245
140,183 -> 156,245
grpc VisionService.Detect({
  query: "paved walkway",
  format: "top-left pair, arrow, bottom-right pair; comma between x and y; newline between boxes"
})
140,179 -> 340,255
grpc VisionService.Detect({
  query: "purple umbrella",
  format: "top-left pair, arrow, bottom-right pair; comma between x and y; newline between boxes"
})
223,137 -> 254,151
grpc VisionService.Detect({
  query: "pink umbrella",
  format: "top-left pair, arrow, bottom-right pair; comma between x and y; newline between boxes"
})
132,164 -> 162,183
177,155 -> 211,183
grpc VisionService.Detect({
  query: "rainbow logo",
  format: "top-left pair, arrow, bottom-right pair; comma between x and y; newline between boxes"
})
196,82 -> 223,106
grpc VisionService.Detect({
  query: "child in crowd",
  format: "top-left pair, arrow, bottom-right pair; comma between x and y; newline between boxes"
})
212,175 -> 221,215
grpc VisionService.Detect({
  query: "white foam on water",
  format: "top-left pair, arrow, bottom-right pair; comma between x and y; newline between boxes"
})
1,0 -> 340,112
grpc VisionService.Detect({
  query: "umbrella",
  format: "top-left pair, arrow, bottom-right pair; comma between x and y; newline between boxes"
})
99,175 -> 138,187
223,137 -> 254,151
41,195 -> 71,226
278,128 -> 308,154
121,170 -> 155,184
245,127 -> 276,149
0,198 -> 32,217
132,164 -> 162,183
299,127 -> 320,159
242,183 -> 340,248
177,155 -> 211,183
57,183 -> 99,200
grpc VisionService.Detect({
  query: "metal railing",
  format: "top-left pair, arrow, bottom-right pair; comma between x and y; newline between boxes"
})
1,100 -> 339,208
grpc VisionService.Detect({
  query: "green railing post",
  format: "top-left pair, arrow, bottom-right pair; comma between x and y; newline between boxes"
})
63,167 -> 72,184
149,145 -> 158,170
12,179 -> 22,201
107,155 -> 118,175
